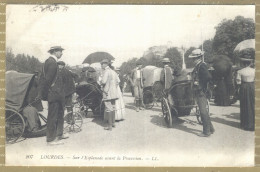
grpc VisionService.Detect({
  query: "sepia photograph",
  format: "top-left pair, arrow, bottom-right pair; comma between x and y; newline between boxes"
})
5,4 -> 255,166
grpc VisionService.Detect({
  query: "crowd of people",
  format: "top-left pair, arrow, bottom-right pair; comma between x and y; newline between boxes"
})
34,45 -> 255,145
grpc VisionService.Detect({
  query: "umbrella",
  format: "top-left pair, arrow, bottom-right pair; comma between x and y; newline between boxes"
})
234,39 -> 255,52
82,52 -> 115,64
212,55 -> 232,76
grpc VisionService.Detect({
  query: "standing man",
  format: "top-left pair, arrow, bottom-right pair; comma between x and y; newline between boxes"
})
160,58 -> 174,92
189,49 -> 215,137
100,59 -> 119,131
57,61 -> 78,117
129,61 -> 144,112
37,46 -> 68,145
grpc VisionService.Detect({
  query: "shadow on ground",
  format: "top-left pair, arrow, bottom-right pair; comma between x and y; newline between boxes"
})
150,114 -> 202,136
211,113 -> 240,129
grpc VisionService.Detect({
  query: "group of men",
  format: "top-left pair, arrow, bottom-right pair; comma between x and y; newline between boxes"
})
38,46 -> 214,146
37,47 -> 122,145
129,49 -> 215,137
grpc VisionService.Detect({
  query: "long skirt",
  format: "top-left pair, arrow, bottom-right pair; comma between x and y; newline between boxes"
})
215,79 -> 230,106
240,82 -> 255,131
115,86 -> 125,121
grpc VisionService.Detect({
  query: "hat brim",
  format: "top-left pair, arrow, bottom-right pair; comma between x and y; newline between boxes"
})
100,61 -> 109,64
188,54 -> 204,58
48,48 -> 64,53
240,58 -> 254,61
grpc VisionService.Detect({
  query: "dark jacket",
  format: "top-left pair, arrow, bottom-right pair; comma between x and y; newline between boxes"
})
193,62 -> 212,92
60,68 -> 77,97
38,57 -> 65,104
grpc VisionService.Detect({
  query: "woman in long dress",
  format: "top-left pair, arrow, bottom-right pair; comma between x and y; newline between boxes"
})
236,58 -> 255,131
114,68 -> 125,121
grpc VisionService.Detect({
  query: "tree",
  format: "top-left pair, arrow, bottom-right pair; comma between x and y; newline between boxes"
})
212,16 -> 255,62
184,47 -> 196,69
199,39 -> 214,63
164,47 -> 182,72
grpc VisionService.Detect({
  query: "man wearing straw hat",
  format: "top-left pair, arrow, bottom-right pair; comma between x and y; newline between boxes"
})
37,46 -> 68,145
189,49 -> 215,137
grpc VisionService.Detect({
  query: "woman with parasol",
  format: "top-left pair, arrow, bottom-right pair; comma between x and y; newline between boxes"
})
235,39 -> 255,131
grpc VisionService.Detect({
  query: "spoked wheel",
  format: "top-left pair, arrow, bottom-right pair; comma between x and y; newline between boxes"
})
64,111 -> 83,133
5,108 -> 25,144
143,90 -> 154,109
161,97 -> 172,128
196,100 -> 210,125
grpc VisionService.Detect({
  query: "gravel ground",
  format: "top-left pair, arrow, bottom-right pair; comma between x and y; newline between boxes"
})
5,93 -> 254,167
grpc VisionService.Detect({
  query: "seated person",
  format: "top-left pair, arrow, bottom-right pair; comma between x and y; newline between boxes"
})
22,106 -> 41,132
172,69 -> 191,84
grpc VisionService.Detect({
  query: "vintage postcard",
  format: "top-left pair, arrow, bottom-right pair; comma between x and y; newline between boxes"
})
5,4 -> 255,166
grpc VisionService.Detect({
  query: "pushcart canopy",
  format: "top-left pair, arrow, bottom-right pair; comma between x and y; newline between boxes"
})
142,66 -> 162,88
6,71 -> 34,111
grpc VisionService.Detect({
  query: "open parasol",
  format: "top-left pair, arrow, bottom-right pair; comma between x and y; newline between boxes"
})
234,39 -> 255,52
82,52 -> 115,64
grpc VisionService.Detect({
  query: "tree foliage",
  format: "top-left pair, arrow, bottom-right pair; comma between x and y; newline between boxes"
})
164,47 -> 182,73
6,48 -> 43,74
184,47 -> 196,68
212,16 -> 255,61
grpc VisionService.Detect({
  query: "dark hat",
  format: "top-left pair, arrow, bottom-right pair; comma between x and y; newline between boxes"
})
136,61 -> 142,65
174,70 -> 182,76
100,59 -> 110,64
57,61 -> 65,66
48,46 -> 64,53
188,49 -> 204,58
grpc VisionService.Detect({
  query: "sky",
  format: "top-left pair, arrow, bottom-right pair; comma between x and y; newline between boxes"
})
6,5 -> 255,67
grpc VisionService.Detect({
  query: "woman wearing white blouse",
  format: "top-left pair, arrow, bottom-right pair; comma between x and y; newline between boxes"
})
236,58 -> 255,131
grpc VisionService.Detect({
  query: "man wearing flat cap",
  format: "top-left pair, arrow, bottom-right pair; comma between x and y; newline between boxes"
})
129,61 -> 144,112
189,49 -> 214,137
57,61 -> 78,122
160,58 -> 174,92
37,46 -> 68,145
100,59 -> 119,130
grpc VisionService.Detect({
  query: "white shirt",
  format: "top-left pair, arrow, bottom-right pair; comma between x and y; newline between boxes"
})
136,69 -> 141,78
50,54 -> 58,62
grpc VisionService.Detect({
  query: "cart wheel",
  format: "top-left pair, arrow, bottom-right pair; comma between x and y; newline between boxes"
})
5,109 -> 25,144
161,97 -> 172,128
64,111 -> 83,133
143,90 -> 154,109
196,100 -> 210,125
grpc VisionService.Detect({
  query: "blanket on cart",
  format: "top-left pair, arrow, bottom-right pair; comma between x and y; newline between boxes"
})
6,71 -> 35,111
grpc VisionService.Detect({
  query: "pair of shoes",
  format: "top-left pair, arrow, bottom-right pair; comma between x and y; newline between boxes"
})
47,139 -> 64,146
139,107 -> 144,110
197,132 -> 211,137
58,133 -> 69,140
112,124 -> 116,128
136,108 -> 139,112
104,127 -> 112,131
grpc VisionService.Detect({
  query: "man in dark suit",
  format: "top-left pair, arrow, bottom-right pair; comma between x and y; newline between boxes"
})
37,46 -> 68,145
57,61 -> 78,113
189,49 -> 215,137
